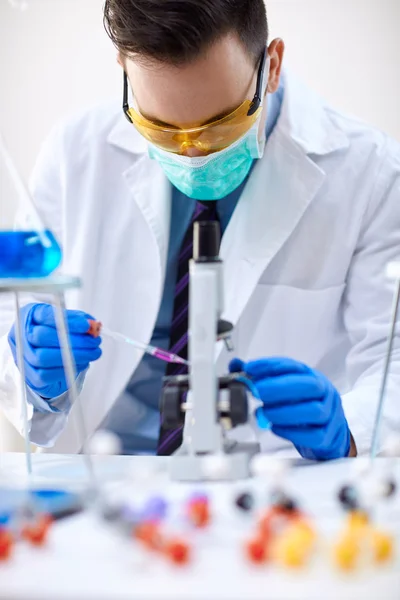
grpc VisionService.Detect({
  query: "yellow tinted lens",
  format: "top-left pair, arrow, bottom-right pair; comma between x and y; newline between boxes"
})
127,100 -> 261,155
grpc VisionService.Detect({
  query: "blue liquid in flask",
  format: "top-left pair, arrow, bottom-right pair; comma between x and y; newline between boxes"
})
0,230 -> 62,278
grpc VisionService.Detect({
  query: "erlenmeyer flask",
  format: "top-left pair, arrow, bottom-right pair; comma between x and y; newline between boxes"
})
0,132 -> 62,278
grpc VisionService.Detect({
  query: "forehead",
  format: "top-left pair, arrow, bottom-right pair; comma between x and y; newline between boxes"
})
124,35 -> 256,128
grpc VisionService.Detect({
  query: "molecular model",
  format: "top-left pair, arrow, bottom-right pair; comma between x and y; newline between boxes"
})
244,455 -> 316,569
0,504 -> 53,562
333,461 -> 397,571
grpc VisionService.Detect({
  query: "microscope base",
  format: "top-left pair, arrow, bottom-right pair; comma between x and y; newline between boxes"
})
169,441 -> 260,482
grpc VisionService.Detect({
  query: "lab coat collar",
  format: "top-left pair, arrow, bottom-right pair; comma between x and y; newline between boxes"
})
107,114 -> 148,155
278,69 -> 350,155
106,69 -> 350,158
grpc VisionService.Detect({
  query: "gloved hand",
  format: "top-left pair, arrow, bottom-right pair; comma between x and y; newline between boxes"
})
8,303 -> 102,400
230,357 -> 351,461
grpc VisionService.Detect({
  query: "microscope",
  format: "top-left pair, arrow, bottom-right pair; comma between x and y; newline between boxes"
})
160,221 -> 260,481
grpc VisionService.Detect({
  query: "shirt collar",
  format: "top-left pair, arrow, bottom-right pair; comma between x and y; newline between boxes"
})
265,78 -> 284,139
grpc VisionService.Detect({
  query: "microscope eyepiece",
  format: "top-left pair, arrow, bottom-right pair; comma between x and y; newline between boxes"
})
193,221 -> 221,262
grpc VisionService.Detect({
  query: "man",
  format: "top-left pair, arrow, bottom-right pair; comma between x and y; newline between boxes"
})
0,0 -> 399,458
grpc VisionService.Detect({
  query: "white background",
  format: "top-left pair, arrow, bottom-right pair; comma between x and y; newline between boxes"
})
0,0 -> 399,449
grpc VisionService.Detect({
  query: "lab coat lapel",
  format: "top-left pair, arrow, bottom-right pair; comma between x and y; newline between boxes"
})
219,69 -> 349,338
122,154 -> 171,281
107,117 -> 172,284
220,130 -> 326,331
106,118 -> 171,321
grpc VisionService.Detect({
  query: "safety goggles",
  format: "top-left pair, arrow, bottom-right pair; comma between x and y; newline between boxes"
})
123,48 -> 268,156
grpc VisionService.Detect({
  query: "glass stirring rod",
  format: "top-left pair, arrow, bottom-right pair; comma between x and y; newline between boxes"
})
87,321 -> 189,366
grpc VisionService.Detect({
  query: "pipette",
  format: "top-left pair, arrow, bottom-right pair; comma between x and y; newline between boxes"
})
87,320 -> 189,366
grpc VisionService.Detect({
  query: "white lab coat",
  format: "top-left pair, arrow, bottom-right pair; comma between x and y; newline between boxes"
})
1,71 -> 399,456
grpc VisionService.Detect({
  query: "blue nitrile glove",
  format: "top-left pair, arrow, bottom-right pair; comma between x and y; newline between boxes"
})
229,357 -> 351,461
8,303 -> 102,400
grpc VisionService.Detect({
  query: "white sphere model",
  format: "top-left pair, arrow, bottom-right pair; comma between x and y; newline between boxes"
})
386,262 -> 400,281
202,454 -> 229,479
86,430 -> 122,456
359,474 -> 388,505
250,454 -> 288,480
130,460 -> 164,483
351,457 -> 371,478
383,435 -> 400,457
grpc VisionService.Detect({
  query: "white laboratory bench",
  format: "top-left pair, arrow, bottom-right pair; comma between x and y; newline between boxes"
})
0,453 -> 400,600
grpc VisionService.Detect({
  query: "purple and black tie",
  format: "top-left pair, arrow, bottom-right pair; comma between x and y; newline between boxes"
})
157,200 -> 219,455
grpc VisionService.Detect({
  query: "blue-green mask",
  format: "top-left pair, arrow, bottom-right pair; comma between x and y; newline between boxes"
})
148,116 -> 266,201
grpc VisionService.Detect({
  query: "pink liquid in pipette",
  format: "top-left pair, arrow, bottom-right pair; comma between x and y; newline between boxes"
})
153,348 -> 187,365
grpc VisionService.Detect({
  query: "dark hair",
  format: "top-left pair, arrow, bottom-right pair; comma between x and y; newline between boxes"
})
103,0 -> 268,65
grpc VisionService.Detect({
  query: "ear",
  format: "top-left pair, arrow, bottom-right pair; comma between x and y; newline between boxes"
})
266,39 -> 285,94
116,52 -> 124,68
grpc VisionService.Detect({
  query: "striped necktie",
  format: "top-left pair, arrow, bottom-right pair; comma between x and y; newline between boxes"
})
157,200 -> 219,455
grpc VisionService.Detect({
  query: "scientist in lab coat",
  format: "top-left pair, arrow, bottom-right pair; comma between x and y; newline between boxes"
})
0,0 -> 399,458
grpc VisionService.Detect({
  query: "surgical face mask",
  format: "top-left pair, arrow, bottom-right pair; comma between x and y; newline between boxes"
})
148,116 -> 266,200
